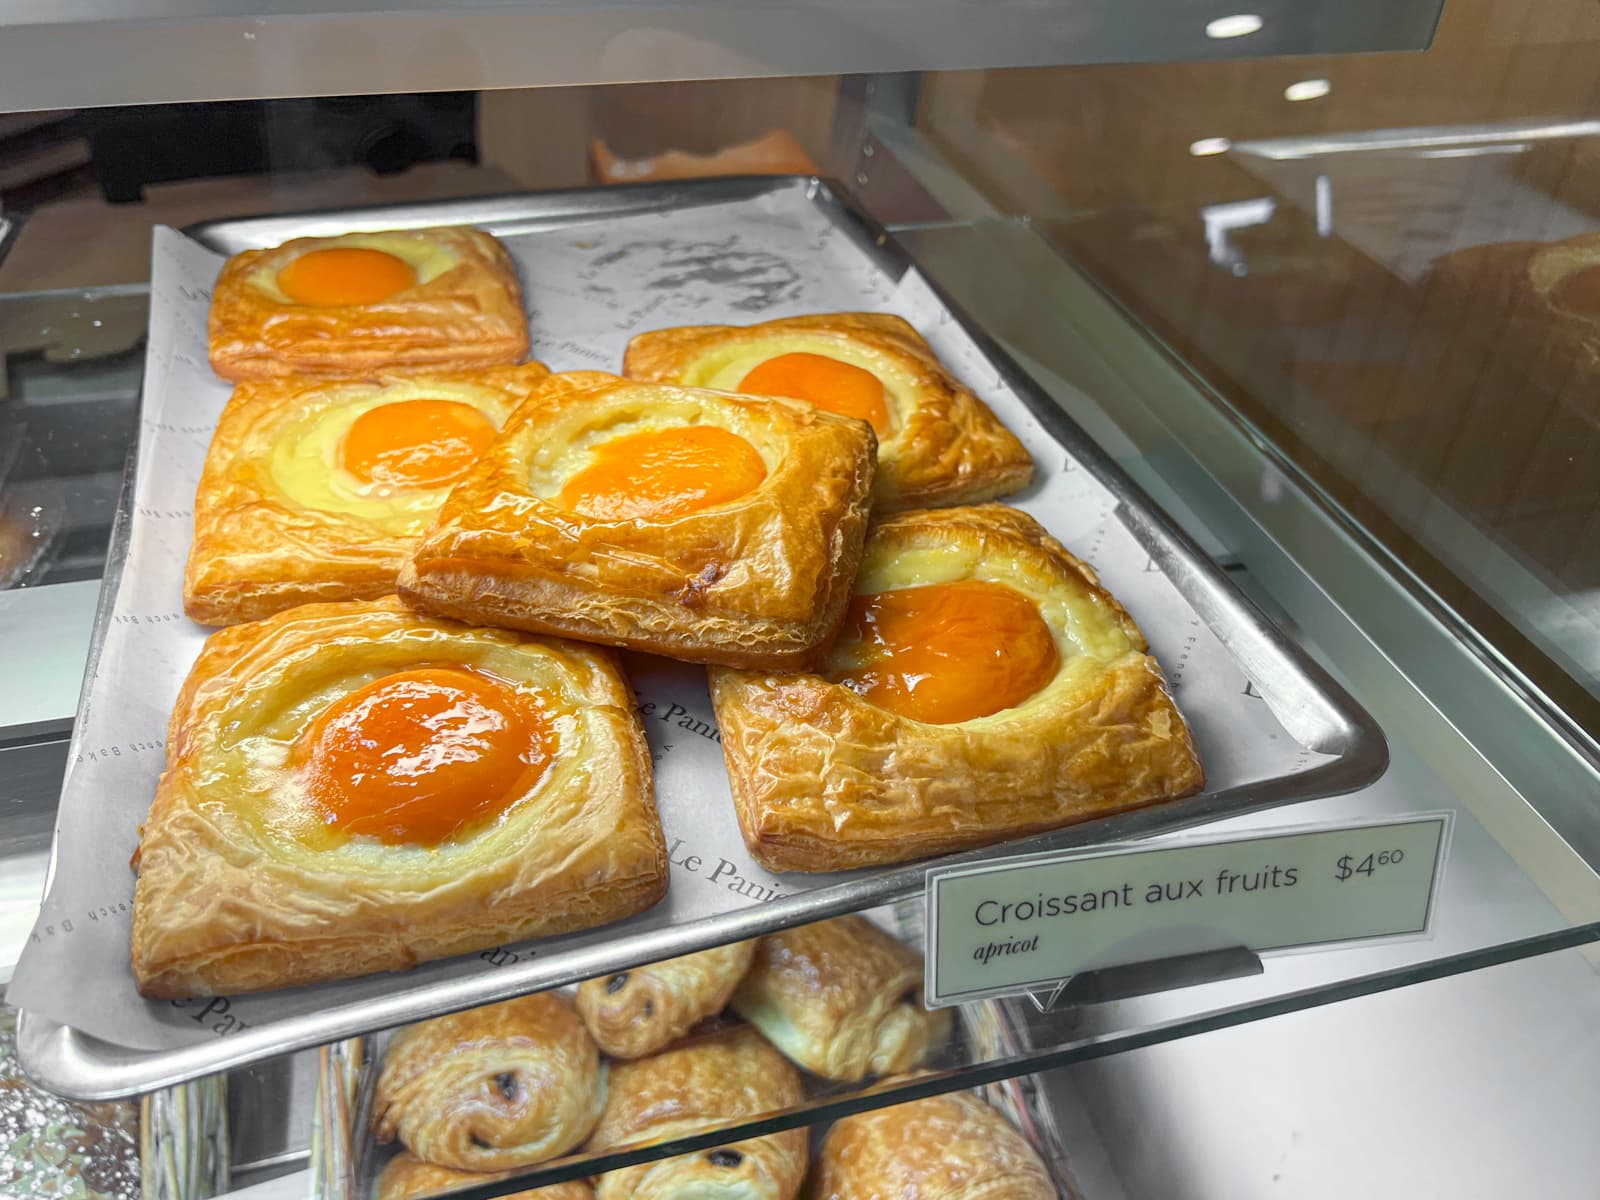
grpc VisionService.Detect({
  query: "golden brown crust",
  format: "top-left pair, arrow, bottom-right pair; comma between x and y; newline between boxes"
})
208,226 -> 530,380
130,597 -> 667,999
376,1151 -> 594,1200
623,312 -> 1032,511
183,363 -> 551,626
709,504 -> 1204,872
816,1087 -> 1057,1200
588,1026 -> 807,1200
399,371 -> 876,670
373,994 -> 604,1173
575,940 -> 757,1059
731,917 -> 949,1082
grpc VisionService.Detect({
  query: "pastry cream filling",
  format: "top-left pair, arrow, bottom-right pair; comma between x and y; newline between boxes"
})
250,231 -> 460,305
557,425 -> 767,521
269,378 -> 512,533
294,664 -> 557,848
221,630 -> 596,873
674,335 -> 917,443
828,539 -> 1137,724
828,580 -> 1058,724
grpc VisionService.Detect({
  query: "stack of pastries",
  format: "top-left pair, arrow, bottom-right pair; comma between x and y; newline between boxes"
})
370,918 -> 1056,1200
129,220 -> 1204,999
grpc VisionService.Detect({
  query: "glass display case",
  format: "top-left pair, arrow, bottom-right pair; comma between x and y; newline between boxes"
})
5,1 -> 1600,1197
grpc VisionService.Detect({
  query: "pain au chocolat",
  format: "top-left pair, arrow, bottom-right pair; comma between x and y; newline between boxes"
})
710,504 -> 1204,872
398,370 -> 876,670
130,597 -> 667,998
587,1025 -> 808,1200
731,916 -> 949,1082
623,312 -> 1032,511
816,1085 -> 1057,1200
374,993 -> 603,1172
575,940 -> 757,1059
209,225 -> 530,381
376,1153 -> 592,1200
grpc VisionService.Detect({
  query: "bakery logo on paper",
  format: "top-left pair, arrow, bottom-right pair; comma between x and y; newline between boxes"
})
168,996 -> 252,1038
638,699 -> 721,745
27,902 -> 133,945
666,837 -> 786,904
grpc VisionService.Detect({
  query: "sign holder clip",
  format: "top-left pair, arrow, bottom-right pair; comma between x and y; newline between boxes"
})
1025,945 -> 1264,1013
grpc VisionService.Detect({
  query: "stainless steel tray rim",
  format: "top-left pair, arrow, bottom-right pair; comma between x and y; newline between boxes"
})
14,175 -> 1387,1099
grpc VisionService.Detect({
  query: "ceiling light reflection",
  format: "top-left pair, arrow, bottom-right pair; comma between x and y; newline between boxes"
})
1285,78 -> 1331,102
1206,14 -> 1263,38
1189,137 -> 1233,157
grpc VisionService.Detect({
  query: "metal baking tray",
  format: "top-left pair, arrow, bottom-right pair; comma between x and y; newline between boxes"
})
15,176 -> 1386,1099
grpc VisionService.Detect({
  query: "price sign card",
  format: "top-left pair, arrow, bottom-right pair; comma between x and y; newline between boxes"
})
924,814 -> 1451,1007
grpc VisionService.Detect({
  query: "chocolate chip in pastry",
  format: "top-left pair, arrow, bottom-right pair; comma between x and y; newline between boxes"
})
731,916 -> 950,1082
587,1025 -> 806,1200
374,994 -> 604,1173
376,1150 -> 594,1200
208,226 -> 530,381
816,1086 -> 1057,1200
576,940 -> 757,1059
623,312 -> 1033,512
398,370 -> 876,670
710,503 -> 1204,872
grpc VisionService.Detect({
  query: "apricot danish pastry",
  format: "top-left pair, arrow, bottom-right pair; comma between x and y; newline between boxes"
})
208,226 -> 529,380
709,504 -> 1204,872
184,364 -> 549,625
399,370 -> 876,670
129,597 -> 667,998
624,312 -> 1032,511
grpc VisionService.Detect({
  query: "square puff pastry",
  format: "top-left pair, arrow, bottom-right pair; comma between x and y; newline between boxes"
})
399,370 -> 877,671
208,226 -> 530,380
709,504 -> 1205,872
623,312 -> 1033,511
130,597 -> 667,999
184,363 -> 551,626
